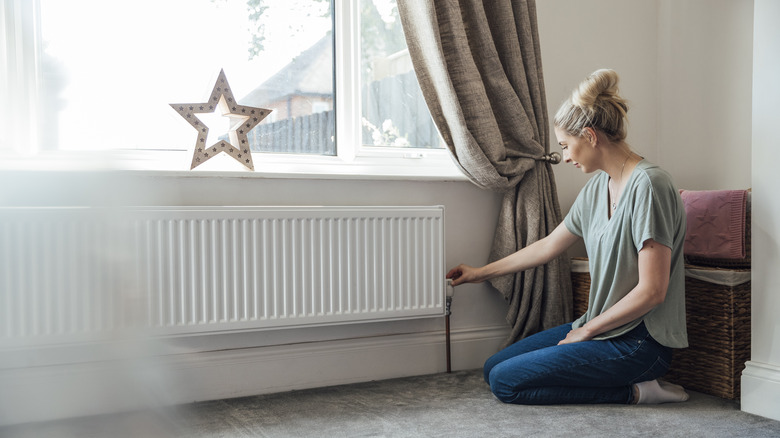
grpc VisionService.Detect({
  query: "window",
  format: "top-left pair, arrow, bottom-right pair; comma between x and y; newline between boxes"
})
36,0 -> 335,155
359,0 -> 442,150
1,0 -> 452,176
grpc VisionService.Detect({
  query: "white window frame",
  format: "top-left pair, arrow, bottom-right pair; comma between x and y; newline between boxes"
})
0,0 -> 464,180
1,0 -> 42,157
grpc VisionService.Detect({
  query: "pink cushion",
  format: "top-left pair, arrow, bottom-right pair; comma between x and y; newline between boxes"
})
679,189 -> 747,259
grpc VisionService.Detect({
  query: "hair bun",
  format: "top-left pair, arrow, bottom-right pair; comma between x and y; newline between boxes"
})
571,69 -> 621,110
554,69 -> 629,142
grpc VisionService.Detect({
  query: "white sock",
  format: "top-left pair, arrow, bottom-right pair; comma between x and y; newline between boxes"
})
634,379 -> 689,404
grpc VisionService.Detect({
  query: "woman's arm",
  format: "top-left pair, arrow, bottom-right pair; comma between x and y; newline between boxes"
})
558,238 -> 671,344
446,222 -> 579,287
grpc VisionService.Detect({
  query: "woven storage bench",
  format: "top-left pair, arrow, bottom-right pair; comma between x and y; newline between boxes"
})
570,259 -> 751,399
570,258 -> 591,318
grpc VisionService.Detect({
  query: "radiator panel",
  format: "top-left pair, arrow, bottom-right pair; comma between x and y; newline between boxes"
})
0,207 -> 445,344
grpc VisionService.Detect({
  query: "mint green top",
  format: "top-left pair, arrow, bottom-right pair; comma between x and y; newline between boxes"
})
564,160 -> 688,348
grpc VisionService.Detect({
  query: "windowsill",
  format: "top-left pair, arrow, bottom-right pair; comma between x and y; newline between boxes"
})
0,149 -> 470,182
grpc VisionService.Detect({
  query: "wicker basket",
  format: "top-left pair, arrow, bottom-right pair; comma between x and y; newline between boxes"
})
570,257 -> 591,318
570,260 -> 751,400
664,266 -> 751,399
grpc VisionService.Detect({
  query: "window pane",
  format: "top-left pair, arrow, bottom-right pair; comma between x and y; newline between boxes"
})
38,0 -> 334,155
360,0 -> 442,149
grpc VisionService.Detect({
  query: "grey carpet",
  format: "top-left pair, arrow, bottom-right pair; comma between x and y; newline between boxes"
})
3,369 -> 780,437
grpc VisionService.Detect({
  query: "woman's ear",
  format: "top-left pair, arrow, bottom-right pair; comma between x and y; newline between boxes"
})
583,127 -> 598,146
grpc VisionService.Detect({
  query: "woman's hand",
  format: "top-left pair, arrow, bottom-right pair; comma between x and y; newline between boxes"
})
557,326 -> 594,345
446,264 -> 485,286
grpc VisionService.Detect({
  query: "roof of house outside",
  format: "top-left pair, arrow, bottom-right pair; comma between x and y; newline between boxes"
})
241,34 -> 333,106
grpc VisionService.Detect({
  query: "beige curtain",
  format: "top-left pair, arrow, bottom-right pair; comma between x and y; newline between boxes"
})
397,0 -> 572,347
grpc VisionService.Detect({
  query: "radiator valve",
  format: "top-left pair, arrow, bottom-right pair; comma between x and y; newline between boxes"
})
445,279 -> 454,316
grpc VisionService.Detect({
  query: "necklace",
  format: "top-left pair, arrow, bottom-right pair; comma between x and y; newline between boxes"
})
610,154 -> 631,212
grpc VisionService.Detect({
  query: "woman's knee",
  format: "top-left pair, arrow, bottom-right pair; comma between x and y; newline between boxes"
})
490,383 -> 518,404
488,369 -> 525,404
483,351 -> 506,383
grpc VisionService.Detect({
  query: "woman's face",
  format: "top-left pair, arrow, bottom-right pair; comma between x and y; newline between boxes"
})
555,127 -> 595,173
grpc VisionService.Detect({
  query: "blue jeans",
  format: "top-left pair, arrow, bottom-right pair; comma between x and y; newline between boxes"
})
484,322 -> 672,405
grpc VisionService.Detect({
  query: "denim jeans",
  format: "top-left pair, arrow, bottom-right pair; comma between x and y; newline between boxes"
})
484,322 -> 672,405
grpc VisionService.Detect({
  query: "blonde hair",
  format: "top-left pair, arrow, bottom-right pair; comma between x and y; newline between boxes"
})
554,69 -> 629,142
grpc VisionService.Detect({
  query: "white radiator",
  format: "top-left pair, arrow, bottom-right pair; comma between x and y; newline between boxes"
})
0,206 -> 445,344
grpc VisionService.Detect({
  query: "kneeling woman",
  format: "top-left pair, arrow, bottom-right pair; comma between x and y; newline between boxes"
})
447,69 -> 689,405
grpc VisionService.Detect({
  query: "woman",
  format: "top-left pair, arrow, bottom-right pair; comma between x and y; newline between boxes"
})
446,69 -> 689,405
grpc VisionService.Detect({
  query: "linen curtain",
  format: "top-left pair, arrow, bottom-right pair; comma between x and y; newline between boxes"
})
397,0 -> 572,347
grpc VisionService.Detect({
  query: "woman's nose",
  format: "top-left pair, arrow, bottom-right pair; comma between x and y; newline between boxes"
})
562,150 -> 571,163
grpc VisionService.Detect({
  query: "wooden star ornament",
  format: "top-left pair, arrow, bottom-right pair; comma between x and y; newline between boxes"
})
170,69 -> 272,170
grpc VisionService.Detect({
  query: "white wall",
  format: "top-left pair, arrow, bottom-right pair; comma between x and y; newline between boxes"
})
742,0 -> 780,422
656,0 -> 753,190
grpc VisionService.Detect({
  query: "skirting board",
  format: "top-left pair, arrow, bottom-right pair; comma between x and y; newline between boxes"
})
741,361 -> 780,421
0,325 -> 509,426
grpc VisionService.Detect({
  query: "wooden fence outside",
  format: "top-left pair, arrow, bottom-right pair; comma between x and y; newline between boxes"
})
247,71 -> 442,155
248,110 -> 336,155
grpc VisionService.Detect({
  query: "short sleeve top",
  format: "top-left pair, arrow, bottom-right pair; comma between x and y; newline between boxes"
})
564,159 -> 688,348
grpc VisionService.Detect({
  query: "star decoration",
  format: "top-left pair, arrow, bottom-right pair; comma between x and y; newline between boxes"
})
170,69 -> 272,170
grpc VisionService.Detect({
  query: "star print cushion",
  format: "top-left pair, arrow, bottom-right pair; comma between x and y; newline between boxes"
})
679,189 -> 750,267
